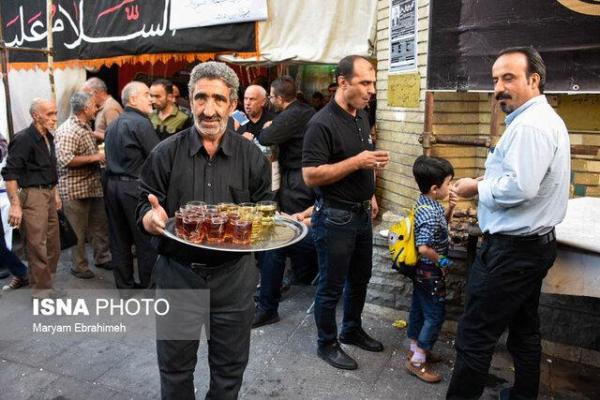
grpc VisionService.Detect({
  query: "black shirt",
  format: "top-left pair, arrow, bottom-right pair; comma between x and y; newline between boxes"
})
258,101 -> 315,170
104,107 -> 160,178
136,127 -> 272,265
237,109 -> 276,139
1,124 -> 58,187
302,99 -> 375,203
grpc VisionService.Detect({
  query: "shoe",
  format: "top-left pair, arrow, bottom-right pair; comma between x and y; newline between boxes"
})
252,308 -> 280,329
95,262 -> 113,271
0,268 -> 10,279
406,360 -> 441,383
70,269 -> 95,279
407,350 -> 443,364
339,328 -> 384,352
2,276 -> 29,291
317,342 -> 358,370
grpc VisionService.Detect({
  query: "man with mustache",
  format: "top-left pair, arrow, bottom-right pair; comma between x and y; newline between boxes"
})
447,47 -> 571,400
137,62 -> 271,399
302,55 -> 390,370
104,81 -> 160,290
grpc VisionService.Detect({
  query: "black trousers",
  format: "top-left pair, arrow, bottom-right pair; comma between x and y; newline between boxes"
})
104,178 -> 157,289
155,255 -> 258,400
278,168 -> 314,214
446,236 -> 557,400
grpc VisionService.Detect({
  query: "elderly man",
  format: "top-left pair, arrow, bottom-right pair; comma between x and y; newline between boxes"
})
104,82 -> 159,290
303,55 -> 390,370
55,92 -> 111,280
150,79 -> 192,141
82,77 -> 123,140
238,84 -> 274,140
138,62 -> 271,400
1,99 -> 63,298
447,47 -> 571,400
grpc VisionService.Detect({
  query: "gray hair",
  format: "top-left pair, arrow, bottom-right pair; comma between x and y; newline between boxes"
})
29,98 -> 48,116
188,62 -> 239,102
83,77 -> 108,93
70,91 -> 93,115
121,81 -> 145,106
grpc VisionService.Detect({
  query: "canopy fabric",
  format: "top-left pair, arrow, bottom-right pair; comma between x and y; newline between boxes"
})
220,0 -> 378,65
2,0 -> 258,70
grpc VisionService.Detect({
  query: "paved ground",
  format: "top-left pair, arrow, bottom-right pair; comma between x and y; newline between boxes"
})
0,247 -> 598,400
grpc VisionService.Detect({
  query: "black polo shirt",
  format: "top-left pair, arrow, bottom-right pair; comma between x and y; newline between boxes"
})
1,124 -> 58,187
302,99 -> 374,204
237,109 -> 276,140
136,127 -> 272,265
258,100 -> 315,170
104,106 -> 160,178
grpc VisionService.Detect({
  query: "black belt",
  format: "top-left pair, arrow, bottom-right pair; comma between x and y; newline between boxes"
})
322,198 -> 371,212
483,229 -> 556,246
23,184 -> 55,190
109,175 -> 139,182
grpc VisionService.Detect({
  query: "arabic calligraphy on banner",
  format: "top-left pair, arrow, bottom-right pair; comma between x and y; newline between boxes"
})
170,0 -> 268,30
3,0 -> 257,67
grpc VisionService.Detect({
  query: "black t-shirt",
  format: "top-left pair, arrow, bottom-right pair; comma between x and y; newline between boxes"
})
302,99 -> 375,204
237,110 -> 276,139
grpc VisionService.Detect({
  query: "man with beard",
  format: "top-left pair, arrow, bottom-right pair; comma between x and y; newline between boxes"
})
150,79 -> 192,141
137,62 -> 271,399
104,81 -> 160,290
302,55 -> 389,370
82,77 -> 123,141
237,84 -> 274,140
447,47 -> 570,400
252,76 -> 318,328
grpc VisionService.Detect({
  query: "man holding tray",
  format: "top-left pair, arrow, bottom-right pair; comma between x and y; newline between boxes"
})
137,62 -> 271,400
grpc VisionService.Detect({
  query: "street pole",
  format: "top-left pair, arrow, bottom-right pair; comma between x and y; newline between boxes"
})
0,3 -> 15,139
47,0 -> 56,104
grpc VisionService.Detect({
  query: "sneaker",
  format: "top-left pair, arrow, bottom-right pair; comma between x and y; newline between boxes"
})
95,262 -> 113,271
406,360 -> 441,383
70,269 -> 95,279
2,276 -> 29,291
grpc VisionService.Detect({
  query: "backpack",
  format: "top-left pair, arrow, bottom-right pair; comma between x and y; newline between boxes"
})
387,205 -> 429,278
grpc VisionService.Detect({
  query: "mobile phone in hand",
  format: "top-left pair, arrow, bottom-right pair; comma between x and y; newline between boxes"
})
231,110 -> 249,126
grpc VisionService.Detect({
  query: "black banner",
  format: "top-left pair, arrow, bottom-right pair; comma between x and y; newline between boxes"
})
427,0 -> 600,92
2,0 -> 256,65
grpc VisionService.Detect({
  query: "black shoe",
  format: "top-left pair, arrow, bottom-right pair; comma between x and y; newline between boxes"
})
317,342 -> 358,370
339,328 -> 384,352
252,308 -> 280,329
70,269 -> 95,279
95,262 -> 113,271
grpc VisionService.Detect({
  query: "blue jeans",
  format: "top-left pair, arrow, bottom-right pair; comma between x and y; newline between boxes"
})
407,277 -> 446,351
312,203 -> 373,347
258,229 -> 317,313
0,213 -> 27,278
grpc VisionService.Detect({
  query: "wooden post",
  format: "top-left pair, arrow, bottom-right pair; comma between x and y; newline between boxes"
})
47,0 -> 56,104
0,3 -> 15,139
421,91 -> 434,156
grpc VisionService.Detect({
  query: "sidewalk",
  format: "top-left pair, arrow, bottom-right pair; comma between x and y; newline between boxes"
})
0,249 -> 598,399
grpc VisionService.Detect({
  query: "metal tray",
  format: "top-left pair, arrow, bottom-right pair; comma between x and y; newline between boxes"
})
162,215 -> 308,252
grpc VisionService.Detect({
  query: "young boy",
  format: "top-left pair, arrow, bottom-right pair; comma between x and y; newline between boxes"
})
406,155 -> 456,383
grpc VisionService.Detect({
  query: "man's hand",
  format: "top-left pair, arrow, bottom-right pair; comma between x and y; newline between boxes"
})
242,132 -> 254,141
371,195 -> 379,219
55,189 -> 62,210
95,152 -> 106,164
8,204 -> 22,228
262,120 -> 273,129
452,178 -> 479,198
92,130 -> 105,142
448,188 -> 458,209
143,194 -> 168,235
355,150 -> 390,170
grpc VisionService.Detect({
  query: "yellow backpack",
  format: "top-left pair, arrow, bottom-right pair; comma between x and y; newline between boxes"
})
387,205 -> 430,277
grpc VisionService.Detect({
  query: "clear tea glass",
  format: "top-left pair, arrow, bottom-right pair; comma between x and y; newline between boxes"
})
232,219 -> 252,245
206,216 -> 226,243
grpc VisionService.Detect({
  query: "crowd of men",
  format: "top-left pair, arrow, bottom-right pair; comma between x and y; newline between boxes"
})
0,48 -> 570,400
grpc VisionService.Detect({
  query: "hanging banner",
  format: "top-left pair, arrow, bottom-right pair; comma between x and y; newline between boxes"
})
427,0 -> 600,92
389,0 -> 417,73
169,0 -> 268,30
2,0 -> 258,69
